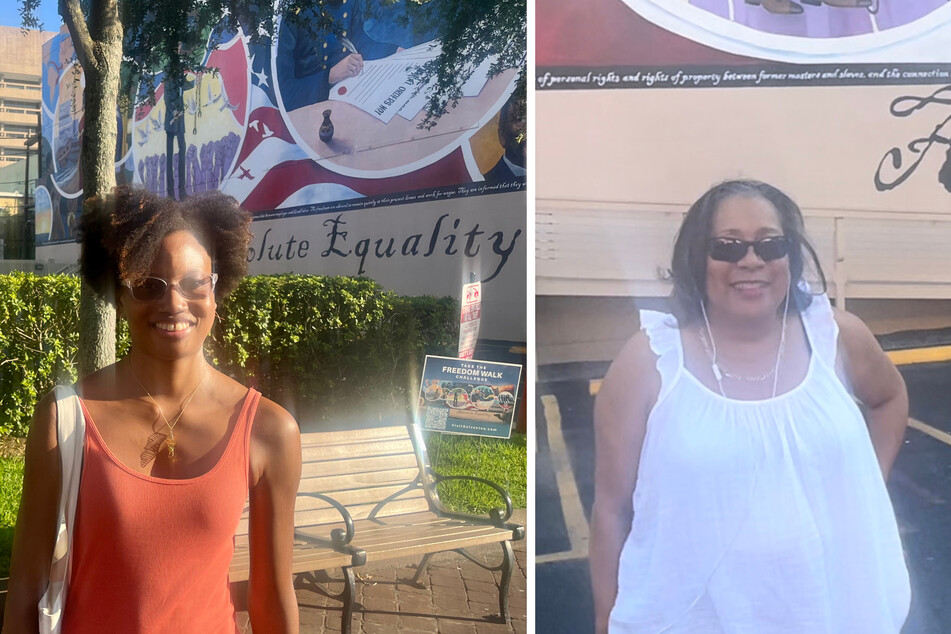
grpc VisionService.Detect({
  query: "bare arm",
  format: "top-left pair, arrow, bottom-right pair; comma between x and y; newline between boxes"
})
247,399 -> 302,633
591,332 -> 659,634
3,392 -> 60,634
835,310 -> 908,479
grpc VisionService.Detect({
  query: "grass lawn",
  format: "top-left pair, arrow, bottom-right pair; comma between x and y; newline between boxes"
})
424,432 -> 527,515
1,455 -> 25,578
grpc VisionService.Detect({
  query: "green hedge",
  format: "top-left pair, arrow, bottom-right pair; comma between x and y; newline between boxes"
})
0,274 -> 81,436
0,273 -> 457,436
210,275 -> 458,421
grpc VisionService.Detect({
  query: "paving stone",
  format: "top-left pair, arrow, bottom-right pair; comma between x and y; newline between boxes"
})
429,572 -> 465,588
433,598 -> 470,613
361,620 -> 400,633
469,621 -> 515,633
398,597 -> 437,614
362,596 -> 399,613
466,590 -> 500,606
400,613 -> 441,631
280,509 -> 526,633
362,582 -> 398,600
436,619 -> 479,634
463,579 -> 499,595
360,567 -> 398,582
471,607 -> 503,619
363,610 -> 401,627
431,582 -> 468,595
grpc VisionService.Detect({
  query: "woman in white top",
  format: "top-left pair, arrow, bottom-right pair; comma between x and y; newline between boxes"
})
592,180 -> 910,633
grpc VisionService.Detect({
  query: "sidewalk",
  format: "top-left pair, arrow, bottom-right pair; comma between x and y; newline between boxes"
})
238,509 -> 528,633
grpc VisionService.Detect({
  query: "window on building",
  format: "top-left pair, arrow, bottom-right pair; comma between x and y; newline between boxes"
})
3,80 -> 41,91
2,100 -> 40,114
0,125 -> 34,139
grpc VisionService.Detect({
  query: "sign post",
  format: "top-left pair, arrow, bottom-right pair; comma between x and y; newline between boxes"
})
458,281 -> 481,360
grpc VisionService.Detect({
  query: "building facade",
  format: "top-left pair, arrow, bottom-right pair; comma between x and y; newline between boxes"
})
0,25 -> 55,168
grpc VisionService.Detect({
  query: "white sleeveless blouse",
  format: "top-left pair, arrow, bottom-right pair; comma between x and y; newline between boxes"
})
609,294 -> 910,633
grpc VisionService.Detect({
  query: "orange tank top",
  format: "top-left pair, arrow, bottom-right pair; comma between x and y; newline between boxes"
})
61,388 -> 260,634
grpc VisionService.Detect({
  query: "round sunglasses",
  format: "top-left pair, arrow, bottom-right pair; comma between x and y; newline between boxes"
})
121,274 -> 218,302
707,236 -> 790,263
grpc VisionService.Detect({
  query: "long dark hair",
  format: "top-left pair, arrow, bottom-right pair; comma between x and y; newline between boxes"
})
670,180 -> 826,324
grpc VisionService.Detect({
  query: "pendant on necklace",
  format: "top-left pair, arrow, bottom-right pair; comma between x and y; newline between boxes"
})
140,432 -> 167,467
165,435 -> 177,459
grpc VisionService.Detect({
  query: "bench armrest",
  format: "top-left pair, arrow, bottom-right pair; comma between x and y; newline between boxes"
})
428,473 -> 515,525
297,492 -> 356,547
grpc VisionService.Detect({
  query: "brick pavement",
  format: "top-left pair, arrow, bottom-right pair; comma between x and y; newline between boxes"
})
237,509 -> 528,633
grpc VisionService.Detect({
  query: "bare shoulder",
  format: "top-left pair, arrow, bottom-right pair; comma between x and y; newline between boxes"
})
27,389 -> 60,454
833,308 -> 875,341
831,308 -> 904,404
251,396 -> 301,450
595,330 -> 660,429
248,394 -> 301,490
832,308 -> 881,363
209,369 -> 298,447
610,330 -> 658,375
74,362 -> 124,400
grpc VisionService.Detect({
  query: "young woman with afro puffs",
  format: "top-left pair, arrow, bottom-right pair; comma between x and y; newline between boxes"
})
3,187 -> 302,633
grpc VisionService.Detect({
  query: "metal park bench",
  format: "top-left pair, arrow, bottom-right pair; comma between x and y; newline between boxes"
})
229,424 -> 525,633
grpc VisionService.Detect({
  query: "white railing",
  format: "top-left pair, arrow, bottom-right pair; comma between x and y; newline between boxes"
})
0,83 -> 41,92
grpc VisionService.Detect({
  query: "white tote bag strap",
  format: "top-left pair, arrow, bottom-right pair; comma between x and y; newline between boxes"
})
39,385 -> 85,634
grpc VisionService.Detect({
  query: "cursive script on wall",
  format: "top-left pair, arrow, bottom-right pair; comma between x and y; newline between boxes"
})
247,213 -> 522,283
875,85 -> 951,192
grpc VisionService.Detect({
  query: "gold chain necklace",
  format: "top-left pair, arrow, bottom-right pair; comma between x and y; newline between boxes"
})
130,361 -> 207,462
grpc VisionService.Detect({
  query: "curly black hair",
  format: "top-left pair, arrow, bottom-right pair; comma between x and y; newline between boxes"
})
670,179 -> 827,324
79,186 -> 252,301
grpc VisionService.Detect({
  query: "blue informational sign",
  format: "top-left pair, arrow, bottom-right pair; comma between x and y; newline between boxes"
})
417,355 -> 522,439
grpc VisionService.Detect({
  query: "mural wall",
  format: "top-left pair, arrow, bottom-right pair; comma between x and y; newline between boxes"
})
536,0 -> 951,213
37,7 -> 526,341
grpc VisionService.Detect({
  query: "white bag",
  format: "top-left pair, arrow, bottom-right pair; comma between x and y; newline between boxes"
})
38,385 -> 85,634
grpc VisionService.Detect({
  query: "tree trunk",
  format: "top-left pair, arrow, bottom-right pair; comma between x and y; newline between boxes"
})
73,2 -> 124,376
78,281 -> 117,376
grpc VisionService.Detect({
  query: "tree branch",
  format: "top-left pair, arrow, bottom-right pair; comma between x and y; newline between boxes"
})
60,0 -> 97,74
89,0 -> 121,51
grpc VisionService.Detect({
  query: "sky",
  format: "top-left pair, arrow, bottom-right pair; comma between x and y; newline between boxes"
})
0,0 -> 64,32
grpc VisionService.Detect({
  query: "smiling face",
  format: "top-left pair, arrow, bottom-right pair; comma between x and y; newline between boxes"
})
705,195 -> 791,323
119,230 -> 216,361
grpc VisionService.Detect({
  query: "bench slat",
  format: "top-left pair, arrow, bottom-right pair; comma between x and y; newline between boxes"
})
300,426 -> 409,446
302,438 -> 415,462
294,493 -> 430,524
294,483 -> 426,509
301,452 -> 419,478
298,467 -> 420,493
361,529 -> 514,561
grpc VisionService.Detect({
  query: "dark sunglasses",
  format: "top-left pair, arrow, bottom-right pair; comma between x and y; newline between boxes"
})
708,236 -> 790,263
121,274 -> 218,302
